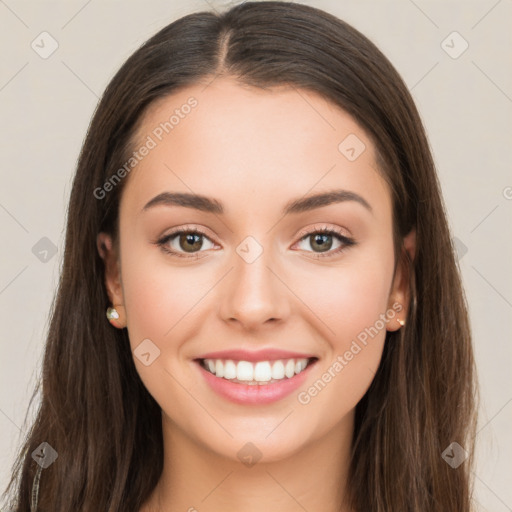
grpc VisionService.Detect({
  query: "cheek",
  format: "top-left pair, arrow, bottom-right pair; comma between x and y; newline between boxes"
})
294,255 -> 393,346
121,255 -> 204,344
291,253 -> 394,410
119,252 -> 208,405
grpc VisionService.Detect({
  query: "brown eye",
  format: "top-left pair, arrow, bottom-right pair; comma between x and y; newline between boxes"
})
308,233 -> 334,253
295,227 -> 356,259
157,228 -> 216,258
178,232 -> 204,253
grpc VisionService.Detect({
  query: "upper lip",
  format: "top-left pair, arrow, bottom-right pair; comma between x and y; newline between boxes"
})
194,349 -> 318,362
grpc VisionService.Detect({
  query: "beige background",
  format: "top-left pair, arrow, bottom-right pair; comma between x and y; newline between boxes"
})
1,0 -> 511,510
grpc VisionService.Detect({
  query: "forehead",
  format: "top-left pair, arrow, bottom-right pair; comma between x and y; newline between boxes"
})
121,77 -> 390,220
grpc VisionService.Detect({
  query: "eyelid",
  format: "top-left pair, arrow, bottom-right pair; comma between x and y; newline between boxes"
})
294,223 -> 352,241
160,224 -> 217,243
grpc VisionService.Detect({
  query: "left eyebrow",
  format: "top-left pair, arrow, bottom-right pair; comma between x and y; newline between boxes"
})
282,189 -> 373,215
140,189 -> 373,216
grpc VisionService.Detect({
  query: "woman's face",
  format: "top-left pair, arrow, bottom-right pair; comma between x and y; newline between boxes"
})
98,77 -> 413,463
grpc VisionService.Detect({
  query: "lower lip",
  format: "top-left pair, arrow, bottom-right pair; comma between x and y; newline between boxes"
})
194,359 -> 317,405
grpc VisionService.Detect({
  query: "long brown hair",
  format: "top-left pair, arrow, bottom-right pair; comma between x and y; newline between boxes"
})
2,2 -> 478,511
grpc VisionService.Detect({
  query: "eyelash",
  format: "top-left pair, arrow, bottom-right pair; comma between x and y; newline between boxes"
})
155,224 -> 356,260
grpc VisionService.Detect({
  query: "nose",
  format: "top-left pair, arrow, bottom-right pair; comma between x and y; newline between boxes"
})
218,244 -> 291,331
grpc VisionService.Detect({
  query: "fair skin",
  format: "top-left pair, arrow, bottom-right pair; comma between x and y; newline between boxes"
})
97,77 -> 415,512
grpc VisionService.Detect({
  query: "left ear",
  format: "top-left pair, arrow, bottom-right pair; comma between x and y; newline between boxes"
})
386,228 -> 416,331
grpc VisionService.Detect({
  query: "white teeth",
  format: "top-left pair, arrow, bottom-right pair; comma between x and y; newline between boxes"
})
202,357 -> 312,383
271,360 -> 285,379
237,361 -> 254,381
215,359 -> 224,378
254,361 -> 272,381
295,359 -> 307,373
284,359 -> 295,378
224,360 -> 237,379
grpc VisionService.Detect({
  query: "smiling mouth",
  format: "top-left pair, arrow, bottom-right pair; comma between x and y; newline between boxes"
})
196,356 -> 318,385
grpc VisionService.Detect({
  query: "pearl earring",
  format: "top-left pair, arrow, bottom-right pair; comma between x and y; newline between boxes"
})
397,318 -> 405,327
106,307 -> 119,321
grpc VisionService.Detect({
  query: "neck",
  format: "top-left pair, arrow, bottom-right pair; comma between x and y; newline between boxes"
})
141,410 -> 356,512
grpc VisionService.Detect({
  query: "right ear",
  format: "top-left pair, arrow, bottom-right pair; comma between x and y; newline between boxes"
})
97,232 -> 126,327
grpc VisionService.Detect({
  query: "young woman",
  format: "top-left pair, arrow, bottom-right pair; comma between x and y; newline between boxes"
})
2,2 -> 478,511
